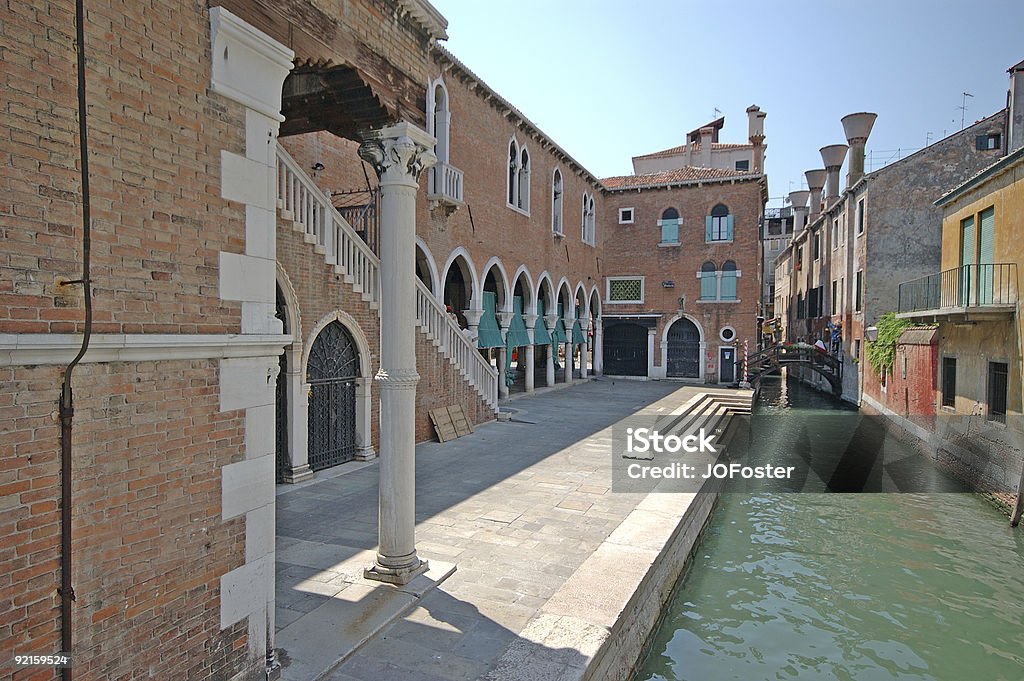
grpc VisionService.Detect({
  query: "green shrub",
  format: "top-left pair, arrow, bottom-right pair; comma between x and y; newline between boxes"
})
866,312 -> 911,377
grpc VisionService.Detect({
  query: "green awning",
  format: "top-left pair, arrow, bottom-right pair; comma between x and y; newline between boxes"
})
572,317 -> 585,345
505,297 -> 530,348
477,291 -> 503,348
551,302 -> 567,344
533,299 -> 551,345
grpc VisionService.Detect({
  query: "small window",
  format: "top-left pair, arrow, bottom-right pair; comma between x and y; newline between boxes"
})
720,326 -> 736,342
507,140 -> 518,206
832,219 -> 839,249
832,280 -> 838,313
518,147 -> 531,211
976,133 -> 1001,151
735,159 -> 749,171
855,270 -> 863,311
813,232 -> 820,260
988,361 -> 1008,423
582,193 -> 596,245
607,277 -> 643,303
857,199 -> 865,235
618,207 -> 634,224
854,338 -> 862,361
942,357 -> 956,408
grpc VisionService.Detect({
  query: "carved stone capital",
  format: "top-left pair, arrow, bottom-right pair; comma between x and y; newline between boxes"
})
358,122 -> 437,186
543,314 -> 558,331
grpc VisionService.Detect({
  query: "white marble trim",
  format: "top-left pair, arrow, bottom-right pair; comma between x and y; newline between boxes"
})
0,333 -> 291,365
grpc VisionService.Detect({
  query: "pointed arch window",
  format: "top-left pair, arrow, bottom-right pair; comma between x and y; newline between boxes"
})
552,168 -> 564,235
699,261 -> 718,300
507,139 -> 519,206
721,260 -> 738,300
582,193 -> 596,245
518,147 -> 531,211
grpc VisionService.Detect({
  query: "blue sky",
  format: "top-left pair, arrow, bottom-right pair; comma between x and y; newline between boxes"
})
430,0 -> 1024,206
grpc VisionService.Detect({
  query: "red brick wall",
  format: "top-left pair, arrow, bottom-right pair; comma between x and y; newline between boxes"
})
0,0 -> 245,337
0,361 -> 252,681
600,180 -> 763,371
862,338 -> 938,419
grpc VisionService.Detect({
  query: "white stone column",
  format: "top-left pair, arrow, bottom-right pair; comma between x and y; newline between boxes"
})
463,308 -> 483,345
647,327 -> 657,378
593,318 -> 604,376
563,313 -> 575,384
497,312 -> 513,399
354,377 -> 375,460
358,123 -> 436,586
544,314 -> 558,387
284,346 -> 313,482
524,313 -> 537,393
581,315 -> 591,379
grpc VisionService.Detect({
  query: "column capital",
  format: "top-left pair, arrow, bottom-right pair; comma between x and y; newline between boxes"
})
543,314 -> 558,330
497,312 -> 514,331
359,122 -> 437,186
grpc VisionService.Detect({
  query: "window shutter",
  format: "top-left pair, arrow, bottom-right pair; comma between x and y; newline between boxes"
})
705,216 -> 713,242
976,135 -> 987,150
726,214 -> 734,240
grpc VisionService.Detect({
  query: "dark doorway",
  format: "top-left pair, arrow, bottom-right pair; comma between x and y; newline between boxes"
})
306,321 -> 360,472
719,346 -> 736,383
603,322 -> 648,376
275,286 -> 290,483
666,318 -> 701,378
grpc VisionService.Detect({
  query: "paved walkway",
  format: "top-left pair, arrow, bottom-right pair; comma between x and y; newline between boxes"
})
274,379 -> 708,681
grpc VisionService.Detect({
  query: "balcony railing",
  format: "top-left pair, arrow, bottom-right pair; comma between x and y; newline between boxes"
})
897,263 -> 1018,315
428,161 -> 464,207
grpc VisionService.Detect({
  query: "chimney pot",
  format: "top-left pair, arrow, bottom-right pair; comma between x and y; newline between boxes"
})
819,144 -> 849,202
841,112 -> 877,187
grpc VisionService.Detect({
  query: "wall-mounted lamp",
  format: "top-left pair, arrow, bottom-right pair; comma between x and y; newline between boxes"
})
312,162 -> 325,172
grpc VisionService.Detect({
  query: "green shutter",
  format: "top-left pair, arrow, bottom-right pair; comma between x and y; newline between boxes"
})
960,216 -> 975,305
476,291 -> 504,348
721,272 -> 737,300
660,219 -> 679,244
700,271 -> 717,300
978,207 -> 995,304
726,214 -> 734,241
705,215 -> 713,242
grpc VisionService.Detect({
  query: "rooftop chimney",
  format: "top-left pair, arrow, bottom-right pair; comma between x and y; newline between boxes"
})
820,144 -> 848,203
841,112 -> 877,187
747,105 -> 766,173
1009,60 -> 1024,154
789,190 -> 810,233
698,126 -> 714,167
804,169 -> 827,220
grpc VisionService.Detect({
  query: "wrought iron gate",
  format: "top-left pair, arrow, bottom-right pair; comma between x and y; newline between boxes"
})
275,287 -> 289,483
603,322 -> 648,376
307,321 -> 360,471
666,318 -> 700,378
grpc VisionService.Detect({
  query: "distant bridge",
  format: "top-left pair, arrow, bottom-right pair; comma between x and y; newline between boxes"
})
747,344 -> 842,396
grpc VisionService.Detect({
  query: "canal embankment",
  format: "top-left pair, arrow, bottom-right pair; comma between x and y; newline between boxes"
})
273,380 -> 753,681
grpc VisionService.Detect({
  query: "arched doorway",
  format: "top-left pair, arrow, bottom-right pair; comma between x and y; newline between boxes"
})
603,322 -> 648,376
275,285 -> 289,483
666,318 -> 701,378
443,256 -> 473,328
306,321 -> 360,471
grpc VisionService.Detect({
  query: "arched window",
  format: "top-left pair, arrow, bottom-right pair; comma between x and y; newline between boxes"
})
706,203 -> 733,242
507,139 -> 519,206
518,147 -> 531,211
551,168 -> 563,235
582,193 -> 596,245
721,260 -> 738,300
700,261 -> 718,300
659,207 -> 680,245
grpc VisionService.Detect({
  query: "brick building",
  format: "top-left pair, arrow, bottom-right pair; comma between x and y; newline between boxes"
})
0,1 -> 765,678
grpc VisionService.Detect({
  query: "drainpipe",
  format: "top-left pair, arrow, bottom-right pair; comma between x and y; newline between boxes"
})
59,0 -> 95,676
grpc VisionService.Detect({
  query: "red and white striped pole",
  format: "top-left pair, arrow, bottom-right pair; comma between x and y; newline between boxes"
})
740,339 -> 750,388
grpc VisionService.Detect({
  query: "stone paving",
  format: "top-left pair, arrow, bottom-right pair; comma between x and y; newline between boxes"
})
275,379 -> 709,681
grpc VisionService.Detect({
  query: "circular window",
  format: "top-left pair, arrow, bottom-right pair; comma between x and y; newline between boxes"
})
720,326 -> 736,342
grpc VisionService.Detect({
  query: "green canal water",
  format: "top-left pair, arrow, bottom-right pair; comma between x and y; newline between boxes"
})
636,375 -> 1024,681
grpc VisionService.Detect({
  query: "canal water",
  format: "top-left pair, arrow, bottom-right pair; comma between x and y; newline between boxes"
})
636,374 -> 1024,681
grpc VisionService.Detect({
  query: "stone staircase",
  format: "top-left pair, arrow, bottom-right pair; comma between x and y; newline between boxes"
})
274,144 -> 498,410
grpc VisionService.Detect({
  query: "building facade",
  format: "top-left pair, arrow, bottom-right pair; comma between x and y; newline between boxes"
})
0,1 -> 766,679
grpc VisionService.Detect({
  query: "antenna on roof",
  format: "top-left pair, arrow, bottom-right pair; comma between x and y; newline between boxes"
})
959,92 -> 973,130
713,106 -> 722,119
